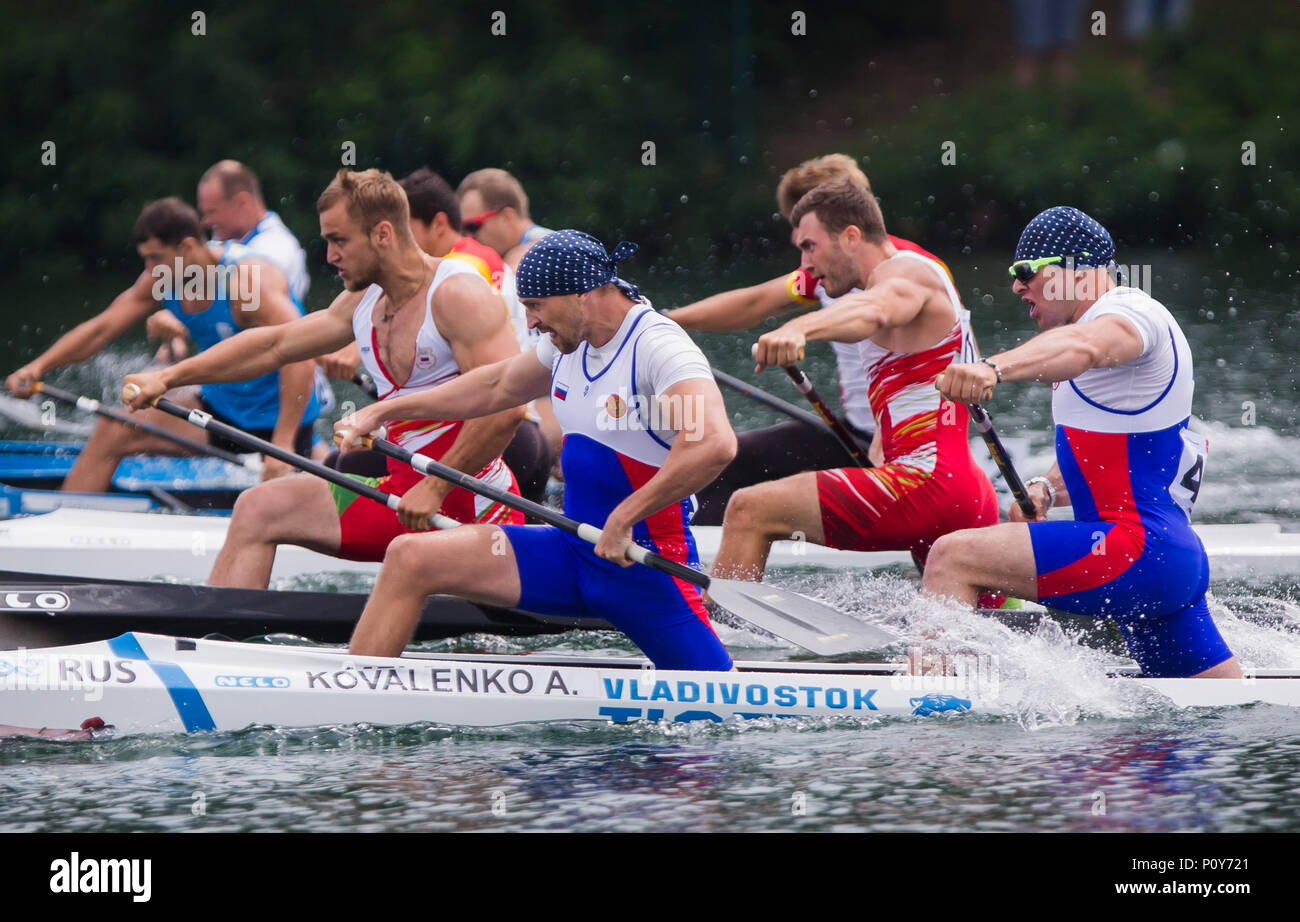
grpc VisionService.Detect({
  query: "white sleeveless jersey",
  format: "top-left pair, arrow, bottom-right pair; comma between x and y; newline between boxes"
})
352,259 -> 508,474
1049,287 -> 1207,523
536,302 -> 712,543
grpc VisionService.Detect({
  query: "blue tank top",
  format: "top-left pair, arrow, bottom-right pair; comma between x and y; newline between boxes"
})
163,242 -> 320,431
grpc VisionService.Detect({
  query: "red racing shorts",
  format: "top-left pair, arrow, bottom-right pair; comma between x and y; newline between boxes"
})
328,456 -> 523,562
816,455 -> 999,566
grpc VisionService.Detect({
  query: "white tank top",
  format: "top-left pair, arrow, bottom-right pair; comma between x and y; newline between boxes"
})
856,250 -> 977,372
352,258 -> 490,454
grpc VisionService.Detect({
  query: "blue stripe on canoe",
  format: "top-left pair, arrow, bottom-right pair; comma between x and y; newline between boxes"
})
107,633 -> 217,733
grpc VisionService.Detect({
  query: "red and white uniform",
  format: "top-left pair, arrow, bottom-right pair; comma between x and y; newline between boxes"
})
788,235 -> 954,435
333,258 -> 521,561
815,250 -> 996,557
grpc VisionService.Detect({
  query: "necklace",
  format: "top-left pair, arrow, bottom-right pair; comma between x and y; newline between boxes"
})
384,264 -> 432,322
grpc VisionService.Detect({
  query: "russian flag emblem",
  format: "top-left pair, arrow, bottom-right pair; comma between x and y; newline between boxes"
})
553,383 -> 568,401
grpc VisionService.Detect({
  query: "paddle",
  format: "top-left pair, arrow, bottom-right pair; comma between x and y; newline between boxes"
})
34,383 -> 255,470
356,433 -> 897,656
710,367 -> 833,435
966,401 -> 1037,520
750,344 -> 870,468
137,392 -> 462,529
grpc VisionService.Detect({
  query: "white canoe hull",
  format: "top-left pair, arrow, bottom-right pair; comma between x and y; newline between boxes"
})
2,632 -> 1299,738
0,508 -> 1296,583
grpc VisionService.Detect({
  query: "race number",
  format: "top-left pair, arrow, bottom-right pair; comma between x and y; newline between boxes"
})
1168,428 -> 1208,519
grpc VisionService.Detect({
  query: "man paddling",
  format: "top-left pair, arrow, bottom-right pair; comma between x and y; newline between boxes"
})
924,207 -> 1240,678
710,177 -> 998,582
121,169 -> 526,586
333,230 -> 737,669
5,197 -> 320,490
316,167 -> 554,501
668,154 -> 956,524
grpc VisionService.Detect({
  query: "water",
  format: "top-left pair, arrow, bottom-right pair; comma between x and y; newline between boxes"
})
2,248 -> 1299,833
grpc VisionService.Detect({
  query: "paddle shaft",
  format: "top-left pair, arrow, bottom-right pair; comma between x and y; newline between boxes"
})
35,383 -> 251,468
365,435 -> 712,590
780,364 -> 871,468
148,396 -> 461,529
711,367 -> 831,434
967,401 -> 1037,519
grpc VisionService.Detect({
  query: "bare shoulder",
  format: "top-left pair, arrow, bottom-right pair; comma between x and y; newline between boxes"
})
867,252 -> 942,291
430,263 -> 496,312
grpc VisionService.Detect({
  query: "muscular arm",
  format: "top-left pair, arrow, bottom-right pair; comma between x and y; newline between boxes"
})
7,271 -> 156,394
597,377 -> 737,563
667,275 -> 806,332
339,349 -> 551,439
753,276 -> 930,370
990,314 -> 1145,384
420,273 -> 530,490
122,289 -> 359,407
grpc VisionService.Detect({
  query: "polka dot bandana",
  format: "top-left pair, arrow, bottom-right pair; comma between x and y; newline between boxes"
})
1014,206 -> 1116,268
516,229 -> 642,301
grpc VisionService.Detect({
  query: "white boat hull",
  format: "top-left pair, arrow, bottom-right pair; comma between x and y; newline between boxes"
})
2,633 -> 1298,738
0,508 -> 1296,583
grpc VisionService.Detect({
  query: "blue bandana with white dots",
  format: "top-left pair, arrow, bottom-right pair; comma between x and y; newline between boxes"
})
516,229 -> 642,301
1014,206 -> 1116,268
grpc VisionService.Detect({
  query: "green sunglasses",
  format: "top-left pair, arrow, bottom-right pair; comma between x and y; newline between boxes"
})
1008,251 -> 1092,283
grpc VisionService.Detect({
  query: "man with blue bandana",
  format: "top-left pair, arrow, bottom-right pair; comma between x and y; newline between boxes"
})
922,206 -> 1240,678
336,230 -> 738,669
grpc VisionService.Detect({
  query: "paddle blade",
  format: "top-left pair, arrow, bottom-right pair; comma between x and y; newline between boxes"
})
706,578 -> 899,656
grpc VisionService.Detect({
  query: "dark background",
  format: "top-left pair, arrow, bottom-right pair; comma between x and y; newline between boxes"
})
4,0 -> 1297,295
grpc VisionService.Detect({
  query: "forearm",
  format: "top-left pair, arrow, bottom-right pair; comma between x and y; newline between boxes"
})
609,435 -> 735,528
159,325 -> 290,390
991,329 -> 1104,384
369,360 -> 521,425
669,289 -> 780,332
786,293 -> 881,344
269,360 -> 315,447
425,406 -> 525,482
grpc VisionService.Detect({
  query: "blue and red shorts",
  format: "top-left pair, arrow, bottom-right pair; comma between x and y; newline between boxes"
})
1029,518 -> 1232,677
503,524 -> 733,672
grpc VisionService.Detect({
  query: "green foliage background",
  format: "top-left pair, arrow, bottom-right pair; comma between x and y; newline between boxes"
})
3,1 -> 1296,289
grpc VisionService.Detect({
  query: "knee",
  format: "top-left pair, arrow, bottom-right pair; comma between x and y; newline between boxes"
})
229,482 -> 294,532
381,533 -> 442,592
925,533 -> 964,574
722,486 -> 774,532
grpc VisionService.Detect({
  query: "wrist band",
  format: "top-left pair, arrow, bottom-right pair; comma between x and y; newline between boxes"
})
1025,476 -> 1056,510
980,357 -> 1003,383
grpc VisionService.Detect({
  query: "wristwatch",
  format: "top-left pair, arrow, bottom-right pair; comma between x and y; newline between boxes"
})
1025,476 -> 1056,510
